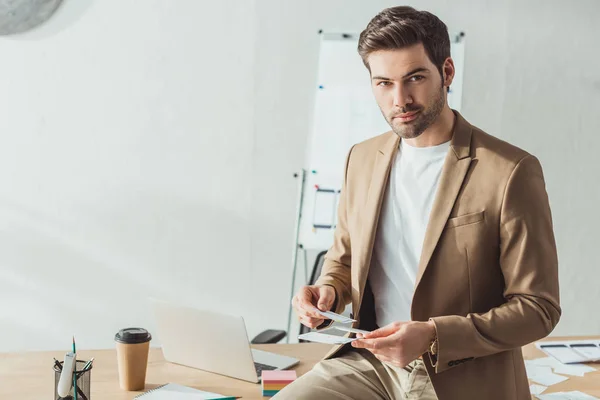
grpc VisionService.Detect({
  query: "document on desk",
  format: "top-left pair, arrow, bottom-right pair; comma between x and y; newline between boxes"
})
529,384 -> 548,395
525,361 -> 569,386
298,332 -> 357,345
528,370 -> 569,386
536,340 -> 600,364
134,383 -> 236,399
553,362 -> 597,377
526,357 -> 596,377
535,391 -> 599,400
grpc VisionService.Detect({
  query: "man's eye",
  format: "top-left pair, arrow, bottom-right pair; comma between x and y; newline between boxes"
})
377,81 -> 392,87
409,75 -> 425,82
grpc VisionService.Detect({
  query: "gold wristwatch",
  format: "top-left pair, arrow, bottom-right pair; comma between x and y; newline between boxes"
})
428,320 -> 438,355
429,335 -> 438,355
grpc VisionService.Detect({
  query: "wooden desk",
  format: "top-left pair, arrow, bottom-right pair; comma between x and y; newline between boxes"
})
0,344 -> 331,400
1,338 -> 598,399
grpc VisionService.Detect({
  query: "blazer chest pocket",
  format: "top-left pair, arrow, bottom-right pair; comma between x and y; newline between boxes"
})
445,211 -> 485,229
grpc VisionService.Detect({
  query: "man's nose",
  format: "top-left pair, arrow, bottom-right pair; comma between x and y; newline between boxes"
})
393,85 -> 413,109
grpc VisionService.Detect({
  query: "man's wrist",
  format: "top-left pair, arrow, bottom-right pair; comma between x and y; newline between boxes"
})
426,320 -> 438,355
426,320 -> 436,341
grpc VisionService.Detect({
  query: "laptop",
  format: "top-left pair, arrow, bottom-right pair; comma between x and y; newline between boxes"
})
151,300 -> 299,383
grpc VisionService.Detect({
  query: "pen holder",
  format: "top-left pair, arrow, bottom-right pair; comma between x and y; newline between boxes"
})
53,360 -> 93,400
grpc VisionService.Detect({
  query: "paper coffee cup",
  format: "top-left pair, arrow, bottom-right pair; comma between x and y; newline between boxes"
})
115,328 -> 152,391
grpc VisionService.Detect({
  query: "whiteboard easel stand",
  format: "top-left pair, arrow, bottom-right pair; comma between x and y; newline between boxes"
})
285,169 -> 309,343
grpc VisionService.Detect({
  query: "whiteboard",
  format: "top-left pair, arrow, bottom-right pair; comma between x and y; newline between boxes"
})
298,32 -> 465,250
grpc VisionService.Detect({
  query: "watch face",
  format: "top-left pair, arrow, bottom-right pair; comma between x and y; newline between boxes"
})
429,339 -> 437,354
0,0 -> 63,35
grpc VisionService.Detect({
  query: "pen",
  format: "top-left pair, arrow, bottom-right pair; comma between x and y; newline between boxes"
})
81,357 -> 95,371
73,337 -> 78,400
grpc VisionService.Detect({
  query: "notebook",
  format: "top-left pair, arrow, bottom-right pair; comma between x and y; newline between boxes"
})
134,383 -> 236,399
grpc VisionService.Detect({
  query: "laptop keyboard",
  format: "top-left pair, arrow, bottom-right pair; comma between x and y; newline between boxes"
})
254,362 -> 278,376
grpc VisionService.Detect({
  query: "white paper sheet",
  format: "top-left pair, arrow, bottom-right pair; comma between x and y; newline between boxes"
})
528,357 -> 566,369
298,331 -> 356,344
312,308 -> 356,324
312,189 -> 337,228
526,364 -> 553,378
536,340 -> 600,363
571,344 -> 600,359
536,391 -> 599,400
526,358 -> 596,377
323,326 -> 371,335
528,370 -> 569,386
135,383 -> 234,399
540,345 -> 589,364
530,384 -> 548,395
553,363 -> 596,377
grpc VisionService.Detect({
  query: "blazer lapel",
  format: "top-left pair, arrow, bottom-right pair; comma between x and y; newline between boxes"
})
413,112 -> 474,295
354,132 -> 399,308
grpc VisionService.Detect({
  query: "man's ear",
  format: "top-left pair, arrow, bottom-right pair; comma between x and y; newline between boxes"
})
443,57 -> 455,88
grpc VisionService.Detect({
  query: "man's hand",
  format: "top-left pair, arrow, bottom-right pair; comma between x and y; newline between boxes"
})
351,320 -> 436,368
291,285 -> 336,329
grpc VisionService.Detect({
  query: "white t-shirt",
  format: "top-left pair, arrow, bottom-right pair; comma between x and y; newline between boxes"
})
369,138 -> 451,327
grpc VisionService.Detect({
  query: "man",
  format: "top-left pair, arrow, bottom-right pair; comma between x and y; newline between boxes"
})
279,6 -> 560,400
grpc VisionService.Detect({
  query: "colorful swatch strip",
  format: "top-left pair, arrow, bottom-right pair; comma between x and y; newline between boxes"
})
261,370 -> 297,397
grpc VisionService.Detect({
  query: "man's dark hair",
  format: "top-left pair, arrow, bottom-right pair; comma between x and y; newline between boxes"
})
358,6 -> 450,79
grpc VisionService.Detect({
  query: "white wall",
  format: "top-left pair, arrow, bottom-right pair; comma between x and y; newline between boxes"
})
0,0 -> 598,353
0,0 -> 260,352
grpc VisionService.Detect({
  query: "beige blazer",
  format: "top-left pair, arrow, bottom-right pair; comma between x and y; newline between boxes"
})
314,111 -> 561,400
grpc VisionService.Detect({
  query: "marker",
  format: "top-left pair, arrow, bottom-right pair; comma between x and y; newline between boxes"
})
57,352 -> 76,397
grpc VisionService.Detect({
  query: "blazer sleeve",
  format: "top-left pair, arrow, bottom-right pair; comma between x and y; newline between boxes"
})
429,154 -> 561,373
314,146 -> 355,322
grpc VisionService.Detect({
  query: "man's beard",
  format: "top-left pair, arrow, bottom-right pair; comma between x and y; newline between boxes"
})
384,87 -> 445,139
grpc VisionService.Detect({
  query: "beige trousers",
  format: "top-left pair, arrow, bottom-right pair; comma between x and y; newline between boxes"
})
273,348 -> 438,400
